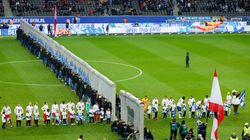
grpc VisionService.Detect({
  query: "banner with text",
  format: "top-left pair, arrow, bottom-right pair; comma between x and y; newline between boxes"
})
2,21 -> 250,36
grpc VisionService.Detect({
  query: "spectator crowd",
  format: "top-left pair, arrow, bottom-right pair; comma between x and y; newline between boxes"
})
4,0 -> 250,16
0,0 -> 4,16
9,0 -> 83,16
139,0 -> 174,15
177,0 -> 250,15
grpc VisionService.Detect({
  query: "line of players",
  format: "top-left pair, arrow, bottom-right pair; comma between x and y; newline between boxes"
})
1,99 -> 112,128
142,94 -> 232,120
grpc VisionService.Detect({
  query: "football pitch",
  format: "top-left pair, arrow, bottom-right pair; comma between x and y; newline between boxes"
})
0,34 -> 250,140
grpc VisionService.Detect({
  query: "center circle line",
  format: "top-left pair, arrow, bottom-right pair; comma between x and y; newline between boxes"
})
86,60 -> 143,82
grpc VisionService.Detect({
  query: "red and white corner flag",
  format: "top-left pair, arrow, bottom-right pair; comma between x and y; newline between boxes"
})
209,69 -> 224,140
54,5 -> 57,37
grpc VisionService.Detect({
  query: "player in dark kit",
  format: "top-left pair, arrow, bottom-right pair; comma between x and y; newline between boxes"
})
186,52 -> 190,68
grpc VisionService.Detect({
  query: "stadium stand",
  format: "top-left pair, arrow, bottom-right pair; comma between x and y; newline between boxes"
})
9,0 -> 80,16
0,0 -> 4,16
7,0 -> 250,16
177,0 -> 250,16
8,0 -> 138,16
138,0 -> 173,15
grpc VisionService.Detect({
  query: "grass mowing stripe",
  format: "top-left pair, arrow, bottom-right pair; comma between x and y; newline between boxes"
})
113,36 -> 242,97
113,36 -> 223,98
153,36 -> 250,100
191,36 -> 250,63
148,35 -> 250,80
165,36 -> 250,83
56,37 -> 180,97
60,36 -> 190,98
55,34 -> 250,139
0,40 -> 37,102
0,37 -> 119,140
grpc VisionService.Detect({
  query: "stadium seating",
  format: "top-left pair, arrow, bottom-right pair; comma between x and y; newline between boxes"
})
138,0 -> 174,15
178,0 -> 250,16
8,0 -> 250,16
0,0 -> 4,16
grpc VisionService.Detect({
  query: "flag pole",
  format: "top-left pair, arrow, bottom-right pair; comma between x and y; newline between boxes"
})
54,5 -> 57,37
209,69 -> 225,140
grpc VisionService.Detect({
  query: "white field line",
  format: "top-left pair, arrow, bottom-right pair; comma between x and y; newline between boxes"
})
0,60 -> 63,87
87,60 -> 143,82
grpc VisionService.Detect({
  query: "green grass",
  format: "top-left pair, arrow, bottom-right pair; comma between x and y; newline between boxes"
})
0,37 -> 118,140
0,34 -> 250,140
55,34 -> 250,139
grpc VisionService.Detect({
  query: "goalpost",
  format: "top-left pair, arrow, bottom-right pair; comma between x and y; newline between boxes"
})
20,19 -> 117,120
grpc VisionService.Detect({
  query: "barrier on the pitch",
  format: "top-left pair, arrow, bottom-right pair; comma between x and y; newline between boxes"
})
20,19 -> 116,120
120,90 -> 144,140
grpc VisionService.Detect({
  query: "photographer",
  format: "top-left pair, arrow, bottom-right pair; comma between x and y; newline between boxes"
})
127,128 -> 139,140
1,22 -> 9,29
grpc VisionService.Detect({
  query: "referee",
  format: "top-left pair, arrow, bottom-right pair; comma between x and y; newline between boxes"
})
186,52 -> 190,68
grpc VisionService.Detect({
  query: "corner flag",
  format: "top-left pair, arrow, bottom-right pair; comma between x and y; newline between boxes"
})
239,90 -> 246,109
54,5 -> 57,37
209,69 -> 224,140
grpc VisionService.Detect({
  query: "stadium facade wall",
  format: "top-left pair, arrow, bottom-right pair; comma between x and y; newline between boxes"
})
20,19 -> 117,120
0,16 -> 249,24
0,16 -> 214,24
120,90 -> 144,140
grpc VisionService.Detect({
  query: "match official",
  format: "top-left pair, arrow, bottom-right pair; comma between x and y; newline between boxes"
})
186,52 -> 190,68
